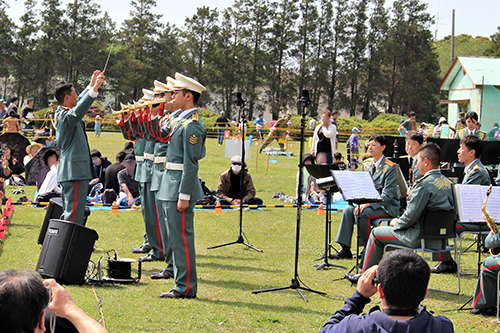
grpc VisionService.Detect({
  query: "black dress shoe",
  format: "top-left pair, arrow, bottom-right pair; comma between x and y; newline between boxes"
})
139,253 -> 161,262
430,261 -> 457,274
330,249 -> 353,260
132,245 -> 151,254
151,271 -> 174,280
345,273 -> 362,284
470,307 -> 496,316
159,289 -> 196,299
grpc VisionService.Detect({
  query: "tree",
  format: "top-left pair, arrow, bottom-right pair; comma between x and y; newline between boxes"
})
0,0 -> 17,99
267,0 -> 299,119
117,0 -> 162,101
486,27 -> 500,57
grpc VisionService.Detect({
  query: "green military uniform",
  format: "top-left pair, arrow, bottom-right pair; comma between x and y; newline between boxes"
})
128,114 -> 165,260
401,155 -> 423,185
120,118 -> 150,249
260,117 -> 288,150
487,124 -> 499,141
150,110 -> 182,276
157,108 -> 206,297
55,86 -> 96,225
434,159 -> 491,262
455,128 -> 487,140
472,232 -> 500,309
361,169 -> 455,271
335,156 -> 400,249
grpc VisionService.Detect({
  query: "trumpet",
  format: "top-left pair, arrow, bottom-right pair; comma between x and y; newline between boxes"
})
482,185 -> 500,257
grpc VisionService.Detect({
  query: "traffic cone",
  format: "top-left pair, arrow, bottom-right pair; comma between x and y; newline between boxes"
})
317,203 -> 326,216
110,201 -> 119,213
214,201 -> 222,213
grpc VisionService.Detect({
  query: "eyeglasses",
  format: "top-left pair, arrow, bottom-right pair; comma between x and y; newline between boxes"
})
232,162 -> 242,165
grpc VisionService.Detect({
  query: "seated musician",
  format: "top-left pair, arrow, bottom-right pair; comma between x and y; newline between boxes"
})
431,134 -> 491,274
332,135 -> 399,260
404,132 -> 423,187
346,143 -> 455,283
455,112 -> 487,140
470,227 -> 500,316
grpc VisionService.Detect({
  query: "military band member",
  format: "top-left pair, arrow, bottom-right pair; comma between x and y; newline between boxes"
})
54,70 -> 105,225
455,112 -> 487,140
346,143 -> 455,283
431,134 -> 491,274
470,231 -> 500,316
403,132 -> 423,188
157,73 -> 206,299
332,135 -> 400,260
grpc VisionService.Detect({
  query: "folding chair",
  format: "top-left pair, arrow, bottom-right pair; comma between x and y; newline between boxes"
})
383,209 -> 460,294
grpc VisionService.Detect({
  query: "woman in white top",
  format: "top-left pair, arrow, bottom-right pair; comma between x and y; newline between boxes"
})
311,110 -> 337,163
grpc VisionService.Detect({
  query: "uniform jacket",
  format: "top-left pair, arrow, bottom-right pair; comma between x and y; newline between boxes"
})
455,128 -> 487,140
393,169 -> 455,247
319,290 -> 454,333
462,159 -> 490,185
151,112 -> 174,192
157,109 -> 206,202
120,117 -> 145,182
217,168 -> 256,203
361,156 -> 400,217
55,87 -> 96,182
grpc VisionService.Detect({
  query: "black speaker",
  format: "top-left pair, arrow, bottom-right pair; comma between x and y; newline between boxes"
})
38,197 -> 91,245
36,219 -> 98,285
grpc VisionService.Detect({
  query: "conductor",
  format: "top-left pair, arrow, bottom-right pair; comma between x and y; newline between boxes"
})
54,70 -> 105,225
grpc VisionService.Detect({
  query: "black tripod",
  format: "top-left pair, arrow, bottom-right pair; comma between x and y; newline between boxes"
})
207,92 -> 262,252
252,90 -> 326,301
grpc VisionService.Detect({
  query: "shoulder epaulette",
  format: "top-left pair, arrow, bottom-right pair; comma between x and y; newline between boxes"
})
415,174 -> 426,183
192,113 -> 198,122
385,159 -> 395,167
473,164 -> 479,171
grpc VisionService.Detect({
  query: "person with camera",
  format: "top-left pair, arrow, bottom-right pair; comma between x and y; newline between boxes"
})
320,250 -> 454,333
0,269 -> 107,333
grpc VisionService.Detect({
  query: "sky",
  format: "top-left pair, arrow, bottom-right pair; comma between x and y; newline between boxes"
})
6,0 -> 500,41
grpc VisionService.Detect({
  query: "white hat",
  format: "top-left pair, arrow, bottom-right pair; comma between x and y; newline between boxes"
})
141,89 -> 154,101
173,72 -> 206,94
439,117 -> 447,123
26,142 -> 43,155
153,80 -> 169,93
230,155 -> 242,164
166,76 -> 176,92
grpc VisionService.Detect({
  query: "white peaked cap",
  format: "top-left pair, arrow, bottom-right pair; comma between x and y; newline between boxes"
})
166,76 -> 176,91
141,89 -> 154,101
173,72 -> 206,94
153,80 -> 169,93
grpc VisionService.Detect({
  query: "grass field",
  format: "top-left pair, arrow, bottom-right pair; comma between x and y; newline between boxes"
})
1,132 -> 499,332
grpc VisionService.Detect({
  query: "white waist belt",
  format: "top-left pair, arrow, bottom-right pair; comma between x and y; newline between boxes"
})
144,153 -> 154,161
154,156 -> 167,164
164,162 -> 183,171
135,156 -> 144,162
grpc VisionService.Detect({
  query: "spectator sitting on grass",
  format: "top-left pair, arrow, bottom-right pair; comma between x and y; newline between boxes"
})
217,155 -> 263,206
316,152 -> 328,164
333,152 -> 347,170
0,269 -> 107,333
319,250 -> 454,333
117,154 -> 141,207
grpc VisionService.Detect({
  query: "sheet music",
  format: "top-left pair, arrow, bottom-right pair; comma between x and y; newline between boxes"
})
332,171 -> 382,201
454,184 -> 500,223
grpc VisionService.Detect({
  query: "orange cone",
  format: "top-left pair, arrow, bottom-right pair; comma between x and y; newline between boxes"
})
317,203 -> 326,216
214,201 -> 222,213
110,201 -> 119,213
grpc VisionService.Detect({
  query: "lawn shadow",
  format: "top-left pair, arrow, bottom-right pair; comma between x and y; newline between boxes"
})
197,261 -> 284,273
197,254 -> 259,261
198,278 -> 267,291
196,297 -> 327,316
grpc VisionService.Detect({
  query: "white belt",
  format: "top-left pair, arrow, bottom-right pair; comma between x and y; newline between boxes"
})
154,156 -> 167,164
144,153 -> 154,161
164,162 -> 183,171
135,156 -> 144,162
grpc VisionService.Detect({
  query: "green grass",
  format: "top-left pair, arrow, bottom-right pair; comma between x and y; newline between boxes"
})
1,132 -> 499,332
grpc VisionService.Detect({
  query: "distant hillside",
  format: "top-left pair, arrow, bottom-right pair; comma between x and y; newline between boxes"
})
434,34 -> 491,78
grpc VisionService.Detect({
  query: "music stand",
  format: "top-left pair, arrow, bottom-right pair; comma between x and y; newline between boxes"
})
305,164 -> 346,270
329,171 -> 383,278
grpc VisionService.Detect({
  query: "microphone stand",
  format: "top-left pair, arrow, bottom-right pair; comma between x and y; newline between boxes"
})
208,92 -> 262,252
252,90 -> 326,301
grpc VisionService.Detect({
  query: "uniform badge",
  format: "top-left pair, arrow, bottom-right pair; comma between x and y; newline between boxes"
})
430,177 -> 451,190
189,135 -> 198,145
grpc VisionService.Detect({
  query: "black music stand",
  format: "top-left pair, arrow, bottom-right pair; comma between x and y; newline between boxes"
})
329,171 -> 383,279
305,164 -> 346,270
